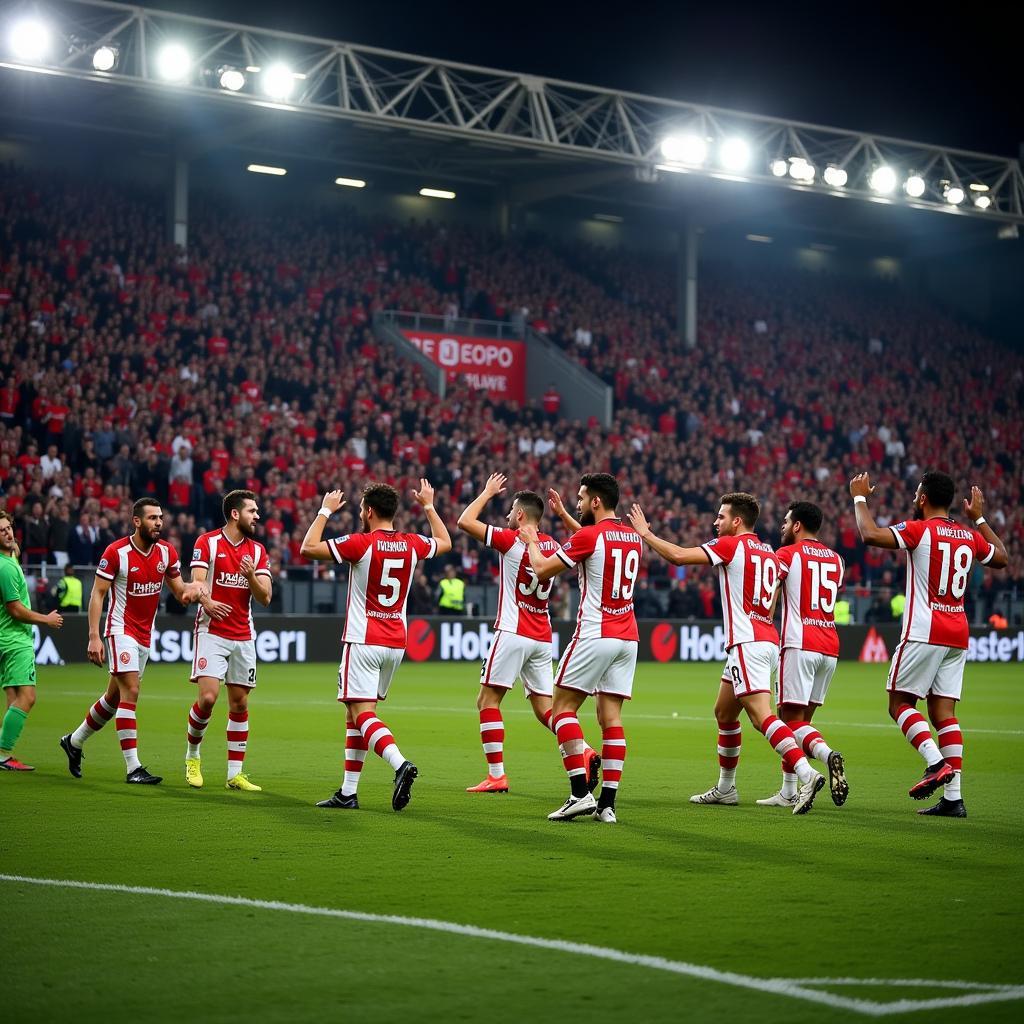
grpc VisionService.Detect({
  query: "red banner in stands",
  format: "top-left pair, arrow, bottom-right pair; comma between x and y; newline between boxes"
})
402,331 -> 526,403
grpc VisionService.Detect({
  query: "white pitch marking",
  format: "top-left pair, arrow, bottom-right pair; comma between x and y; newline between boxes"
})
1,875 -> 1022,1017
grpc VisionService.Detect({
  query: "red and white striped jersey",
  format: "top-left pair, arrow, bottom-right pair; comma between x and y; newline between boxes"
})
191,529 -> 273,642
888,517 -> 995,649
555,519 -> 642,641
700,533 -> 780,650
96,536 -> 181,646
777,539 -> 844,657
329,529 -> 438,648
485,525 -> 556,642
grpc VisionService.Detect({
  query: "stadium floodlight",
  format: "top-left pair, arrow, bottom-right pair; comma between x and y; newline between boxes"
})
247,163 -> 287,175
974,194 -> 992,210
718,137 -> 751,172
770,159 -> 788,177
157,43 -> 191,82
92,45 -> 118,72
419,187 -> 456,199
904,175 -> 926,198
660,134 -> 707,165
789,158 -> 815,182
9,18 -> 50,62
262,63 -> 295,100
869,166 -> 898,194
823,166 -> 848,188
218,66 -> 246,91
944,185 -> 965,205
335,177 -> 366,188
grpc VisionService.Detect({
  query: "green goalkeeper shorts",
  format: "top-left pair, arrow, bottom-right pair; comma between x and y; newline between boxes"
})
0,644 -> 37,688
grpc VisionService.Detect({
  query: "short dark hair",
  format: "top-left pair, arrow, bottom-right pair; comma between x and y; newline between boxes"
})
920,470 -> 955,511
721,492 -> 760,528
132,496 -> 161,519
787,500 -> 823,534
580,472 -> 619,512
223,489 -> 258,522
363,482 -> 400,521
512,490 -> 544,522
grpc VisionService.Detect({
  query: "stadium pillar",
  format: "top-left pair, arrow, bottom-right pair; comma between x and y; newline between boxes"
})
170,158 -> 189,248
677,225 -> 699,348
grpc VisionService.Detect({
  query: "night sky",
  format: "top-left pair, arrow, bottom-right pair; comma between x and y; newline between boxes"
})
136,0 -> 1022,157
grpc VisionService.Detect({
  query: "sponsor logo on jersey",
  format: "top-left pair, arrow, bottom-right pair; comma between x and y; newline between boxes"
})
215,571 -> 251,590
896,522 -> 907,531
98,558 -> 108,570
128,581 -> 163,597
193,548 -> 202,561
130,566 -> 139,572
156,561 -> 167,573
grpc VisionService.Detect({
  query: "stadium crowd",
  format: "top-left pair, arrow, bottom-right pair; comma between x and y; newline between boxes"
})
0,167 -> 1020,621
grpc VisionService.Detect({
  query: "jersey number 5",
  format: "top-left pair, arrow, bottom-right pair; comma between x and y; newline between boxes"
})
378,558 -> 405,607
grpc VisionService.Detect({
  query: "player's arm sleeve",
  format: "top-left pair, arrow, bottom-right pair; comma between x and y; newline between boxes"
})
556,526 -> 595,568
255,544 -> 273,577
889,521 -> 923,550
412,534 -> 439,560
95,544 -> 118,580
484,526 -> 517,554
326,534 -> 370,565
700,535 -> 737,566
974,531 -> 996,565
190,536 -> 210,571
165,545 -> 182,579
775,546 -> 794,577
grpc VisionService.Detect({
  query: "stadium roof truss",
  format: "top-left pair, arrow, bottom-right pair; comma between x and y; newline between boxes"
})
2,0 -> 1022,225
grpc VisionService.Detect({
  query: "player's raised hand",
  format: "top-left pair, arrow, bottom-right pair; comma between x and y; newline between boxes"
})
484,473 -> 507,498
627,503 -> 652,538
849,473 -> 875,499
321,490 -> 346,515
87,636 -> 104,666
964,485 -> 985,522
518,522 -> 539,544
412,479 -> 435,508
548,488 -> 566,517
239,555 -> 256,578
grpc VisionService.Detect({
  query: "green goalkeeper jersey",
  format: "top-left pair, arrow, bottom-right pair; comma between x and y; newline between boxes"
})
0,552 -> 33,649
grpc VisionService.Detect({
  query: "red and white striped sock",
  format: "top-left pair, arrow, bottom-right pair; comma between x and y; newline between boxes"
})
599,726 -> 626,807
717,721 -> 741,791
342,724 -> 368,796
553,711 -> 588,797
356,711 -> 406,771
70,694 -> 116,748
479,707 -> 505,778
792,721 -> 833,763
762,715 -> 815,784
226,711 -> 248,780
186,702 -> 212,759
896,705 -> 942,765
116,702 -> 141,773
937,717 -> 964,801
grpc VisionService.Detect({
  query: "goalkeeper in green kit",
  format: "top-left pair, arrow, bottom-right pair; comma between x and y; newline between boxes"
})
0,510 -> 64,771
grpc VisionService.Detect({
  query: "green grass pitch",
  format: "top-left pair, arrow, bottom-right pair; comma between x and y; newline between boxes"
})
3,660 -> 1022,1022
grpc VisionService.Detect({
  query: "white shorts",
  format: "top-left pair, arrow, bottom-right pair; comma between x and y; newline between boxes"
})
107,634 -> 150,679
337,642 -> 404,703
480,631 -> 554,698
886,640 -> 966,701
778,648 -> 837,708
555,637 -> 638,700
191,633 -> 258,688
722,641 -> 778,698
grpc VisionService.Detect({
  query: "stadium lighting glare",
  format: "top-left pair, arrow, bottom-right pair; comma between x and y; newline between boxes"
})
91,45 -> 118,72
262,63 -> 295,100
218,66 -> 246,91
869,166 -> 897,194
593,213 -> 624,223
746,234 -> 773,243
974,194 -> 992,210
789,158 -> 815,183
823,166 -> 848,188
157,43 -> 191,82
718,137 -> 750,172
770,159 -> 788,177
904,175 -> 926,198
419,187 -> 456,199
335,177 -> 366,188
247,164 -> 287,176
969,183 -> 989,192
660,134 -> 707,165
944,185 -> 965,205
9,19 -> 50,61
